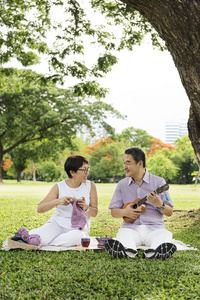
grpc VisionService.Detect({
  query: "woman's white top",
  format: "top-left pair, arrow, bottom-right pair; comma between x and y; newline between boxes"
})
47,179 -> 91,233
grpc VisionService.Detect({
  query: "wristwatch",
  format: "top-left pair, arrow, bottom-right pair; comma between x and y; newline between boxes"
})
157,202 -> 165,211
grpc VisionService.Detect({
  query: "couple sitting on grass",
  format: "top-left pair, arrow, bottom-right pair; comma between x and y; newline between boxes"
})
10,147 -> 177,260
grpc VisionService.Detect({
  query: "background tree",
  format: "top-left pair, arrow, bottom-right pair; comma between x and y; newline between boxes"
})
0,68 -> 122,182
35,161 -> 62,182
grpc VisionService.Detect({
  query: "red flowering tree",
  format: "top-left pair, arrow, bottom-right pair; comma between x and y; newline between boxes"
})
147,138 -> 175,157
2,158 -> 12,171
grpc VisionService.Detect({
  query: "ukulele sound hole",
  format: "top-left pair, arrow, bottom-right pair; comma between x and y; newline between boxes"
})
132,204 -> 137,209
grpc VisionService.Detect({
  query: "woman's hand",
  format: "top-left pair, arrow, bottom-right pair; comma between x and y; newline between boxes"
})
58,196 -> 73,206
76,197 -> 87,210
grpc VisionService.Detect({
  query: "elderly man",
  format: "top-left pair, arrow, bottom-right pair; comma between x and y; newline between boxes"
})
105,147 -> 177,260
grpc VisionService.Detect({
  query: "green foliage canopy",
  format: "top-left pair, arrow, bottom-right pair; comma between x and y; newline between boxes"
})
0,0 -> 163,82
0,0 -> 50,66
36,160 -> 62,182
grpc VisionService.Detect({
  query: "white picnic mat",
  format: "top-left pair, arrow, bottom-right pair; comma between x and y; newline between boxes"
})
39,238 -> 198,251
2,237 -> 197,251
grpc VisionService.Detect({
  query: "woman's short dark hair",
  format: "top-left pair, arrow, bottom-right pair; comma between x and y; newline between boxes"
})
125,147 -> 146,168
64,155 -> 88,178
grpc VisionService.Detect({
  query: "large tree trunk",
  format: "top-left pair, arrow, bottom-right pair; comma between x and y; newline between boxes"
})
121,0 -> 200,166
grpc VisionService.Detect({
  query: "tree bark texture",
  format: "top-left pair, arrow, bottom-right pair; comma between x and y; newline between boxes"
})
121,0 -> 200,166
16,170 -> 21,182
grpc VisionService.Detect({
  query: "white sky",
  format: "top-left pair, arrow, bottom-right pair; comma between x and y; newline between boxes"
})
98,43 -> 190,142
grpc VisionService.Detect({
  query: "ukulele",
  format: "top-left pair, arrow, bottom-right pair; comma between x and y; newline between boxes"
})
122,183 -> 169,223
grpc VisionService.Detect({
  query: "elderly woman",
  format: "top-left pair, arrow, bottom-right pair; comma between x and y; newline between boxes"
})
11,155 -> 98,248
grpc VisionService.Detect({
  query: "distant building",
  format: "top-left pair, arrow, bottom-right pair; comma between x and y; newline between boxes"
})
165,121 -> 188,145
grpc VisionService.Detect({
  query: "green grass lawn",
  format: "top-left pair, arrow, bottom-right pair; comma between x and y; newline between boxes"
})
0,181 -> 200,299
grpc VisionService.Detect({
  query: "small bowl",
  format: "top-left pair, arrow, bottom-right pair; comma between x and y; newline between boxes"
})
81,238 -> 90,247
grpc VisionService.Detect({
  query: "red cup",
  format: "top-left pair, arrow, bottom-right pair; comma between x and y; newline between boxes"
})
81,238 -> 90,247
